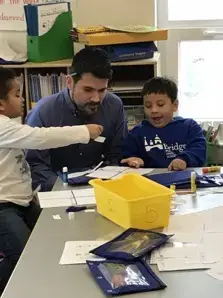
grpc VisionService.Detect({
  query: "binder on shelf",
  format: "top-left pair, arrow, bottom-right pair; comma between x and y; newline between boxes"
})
27,11 -> 73,62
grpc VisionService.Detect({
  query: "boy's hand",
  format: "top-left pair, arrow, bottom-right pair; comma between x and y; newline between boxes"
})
86,124 -> 103,139
121,157 -> 144,168
168,158 -> 187,171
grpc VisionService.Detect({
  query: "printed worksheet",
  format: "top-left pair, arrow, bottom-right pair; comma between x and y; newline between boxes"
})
59,241 -> 105,265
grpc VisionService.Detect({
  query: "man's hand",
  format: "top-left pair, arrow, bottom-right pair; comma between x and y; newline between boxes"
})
86,124 -> 103,139
121,157 -> 144,168
168,158 -> 187,171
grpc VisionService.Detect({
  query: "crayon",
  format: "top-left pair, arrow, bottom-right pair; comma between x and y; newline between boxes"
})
202,166 -> 221,174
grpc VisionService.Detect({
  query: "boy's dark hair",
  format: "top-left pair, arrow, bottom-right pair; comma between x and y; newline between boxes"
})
0,67 -> 17,100
141,77 -> 178,103
70,47 -> 113,82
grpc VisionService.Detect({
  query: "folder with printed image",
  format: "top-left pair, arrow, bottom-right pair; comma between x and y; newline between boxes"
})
24,2 -> 73,62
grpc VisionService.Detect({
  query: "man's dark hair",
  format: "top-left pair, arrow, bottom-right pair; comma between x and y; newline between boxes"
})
0,67 -> 16,100
141,77 -> 178,103
70,47 -> 113,82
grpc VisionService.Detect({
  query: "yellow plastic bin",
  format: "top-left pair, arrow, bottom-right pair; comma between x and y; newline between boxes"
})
89,173 -> 174,230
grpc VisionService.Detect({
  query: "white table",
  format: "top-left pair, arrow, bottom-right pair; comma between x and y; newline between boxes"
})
2,169 -> 223,298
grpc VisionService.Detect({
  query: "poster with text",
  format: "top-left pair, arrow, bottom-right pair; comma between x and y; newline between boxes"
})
0,0 -> 54,31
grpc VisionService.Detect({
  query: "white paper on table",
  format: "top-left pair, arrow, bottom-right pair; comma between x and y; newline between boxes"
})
68,170 -> 91,179
150,245 -> 201,266
37,191 -> 75,208
201,233 -> 223,261
163,213 -> 205,234
102,166 -> 129,172
68,161 -> 105,179
75,196 -> 96,205
72,189 -> 96,205
150,250 -> 162,265
112,168 -> 154,179
159,245 -> 219,262
123,168 -> 154,175
168,232 -> 204,244
158,245 -> 201,259
72,189 -> 94,197
87,166 -> 154,179
37,189 -> 96,208
150,232 -> 222,269
206,260 -> 223,281
157,258 -> 212,272
40,199 -> 73,208
87,169 -> 119,179
202,233 -> 223,247
201,207 -> 223,233
59,241 -> 105,265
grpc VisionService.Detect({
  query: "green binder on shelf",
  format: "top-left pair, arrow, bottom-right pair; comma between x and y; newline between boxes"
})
27,11 -> 73,62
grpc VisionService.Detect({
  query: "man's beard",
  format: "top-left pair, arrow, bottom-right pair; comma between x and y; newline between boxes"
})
75,102 -> 100,117
69,90 -> 100,117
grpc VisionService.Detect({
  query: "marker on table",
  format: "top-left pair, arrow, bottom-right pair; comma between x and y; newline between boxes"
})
62,166 -> 68,186
202,166 -> 221,174
170,184 -> 176,191
191,171 -> 197,195
176,190 -> 196,195
66,206 -> 95,213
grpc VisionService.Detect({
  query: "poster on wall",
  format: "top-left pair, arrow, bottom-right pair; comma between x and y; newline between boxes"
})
0,0 -> 62,31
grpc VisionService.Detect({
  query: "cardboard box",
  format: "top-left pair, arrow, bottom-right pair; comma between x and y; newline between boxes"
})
75,29 -> 168,46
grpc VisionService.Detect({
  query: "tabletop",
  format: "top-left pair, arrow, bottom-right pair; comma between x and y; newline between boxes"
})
2,168 -> 223,298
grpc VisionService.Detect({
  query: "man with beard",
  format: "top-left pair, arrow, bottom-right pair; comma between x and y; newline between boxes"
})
26,47 -> 128,191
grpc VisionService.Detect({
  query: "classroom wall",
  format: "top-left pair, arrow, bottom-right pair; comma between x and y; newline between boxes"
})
73,0 -> 157,27
0,0 -> 156,54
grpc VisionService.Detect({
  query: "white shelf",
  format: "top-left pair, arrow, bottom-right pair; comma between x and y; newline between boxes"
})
3,59 -> 72,69
109,80 -> 146,92
3,52 -> 160,69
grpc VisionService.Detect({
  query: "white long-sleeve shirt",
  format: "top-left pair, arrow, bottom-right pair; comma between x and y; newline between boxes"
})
0,115 -> 90,206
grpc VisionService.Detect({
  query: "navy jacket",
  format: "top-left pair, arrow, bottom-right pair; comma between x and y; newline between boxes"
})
26,89 -> 127,191
122,117 -> 206,168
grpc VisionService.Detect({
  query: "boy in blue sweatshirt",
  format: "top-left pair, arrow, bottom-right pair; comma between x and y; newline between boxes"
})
121,77 -> 206,170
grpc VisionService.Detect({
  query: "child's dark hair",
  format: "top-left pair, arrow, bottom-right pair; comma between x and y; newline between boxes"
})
70,47 -> 113,82
141,77 -> 178,103
0,67 -> 17,100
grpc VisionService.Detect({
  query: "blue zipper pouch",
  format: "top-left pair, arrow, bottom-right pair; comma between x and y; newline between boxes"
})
90,228 -> 172,261
86,259 -> 166,296
57,167 -> 93,186
67,175 -> 92,185
144,170 -> 223,189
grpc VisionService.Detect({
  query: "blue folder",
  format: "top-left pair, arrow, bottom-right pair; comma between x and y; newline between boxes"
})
58,168 -> 92,186
144,170 -> 223,189
94,41 -> 158,62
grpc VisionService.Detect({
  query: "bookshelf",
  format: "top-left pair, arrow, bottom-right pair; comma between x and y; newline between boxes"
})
4,52 -> 161,126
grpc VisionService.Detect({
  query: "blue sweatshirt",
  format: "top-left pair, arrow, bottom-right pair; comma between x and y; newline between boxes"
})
122,117 -> 206,168
26,88 -> 128,191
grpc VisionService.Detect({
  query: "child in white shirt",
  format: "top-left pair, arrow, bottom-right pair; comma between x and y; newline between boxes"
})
0,67 -> 103,292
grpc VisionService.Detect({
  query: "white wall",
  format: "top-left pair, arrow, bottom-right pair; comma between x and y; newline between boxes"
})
73,0 -> 156,27
0,31 -> 27,54
0,0 -> 156,54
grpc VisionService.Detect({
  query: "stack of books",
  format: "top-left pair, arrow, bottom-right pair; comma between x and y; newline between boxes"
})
28,73 -> 66,104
